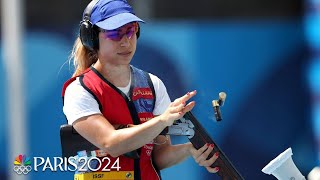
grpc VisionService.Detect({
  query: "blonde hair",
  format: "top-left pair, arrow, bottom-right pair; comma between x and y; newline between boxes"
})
70,37 -> 98,77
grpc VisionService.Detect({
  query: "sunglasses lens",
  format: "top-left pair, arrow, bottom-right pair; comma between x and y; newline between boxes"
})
106,32 -> 122,41
102,23 -> 137,41
126,26 -> 136,39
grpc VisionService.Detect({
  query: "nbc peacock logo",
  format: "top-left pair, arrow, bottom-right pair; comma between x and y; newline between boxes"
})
13,154 -> 32,175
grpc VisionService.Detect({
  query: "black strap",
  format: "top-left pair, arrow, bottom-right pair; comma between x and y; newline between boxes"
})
127,102 -> 142,180
127,69 -> 142,180
128,104 -> 142,179
145,71 -> 162,178
82,0 -> 100,22
146,71 -> 156,111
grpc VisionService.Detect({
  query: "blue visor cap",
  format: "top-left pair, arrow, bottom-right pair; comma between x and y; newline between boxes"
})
89,0 -> 144,30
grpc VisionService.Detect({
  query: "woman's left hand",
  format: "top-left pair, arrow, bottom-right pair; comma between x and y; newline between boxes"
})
189,143 -> 220,173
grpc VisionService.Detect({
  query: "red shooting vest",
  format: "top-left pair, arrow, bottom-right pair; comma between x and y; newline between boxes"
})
62,66 -> 160,180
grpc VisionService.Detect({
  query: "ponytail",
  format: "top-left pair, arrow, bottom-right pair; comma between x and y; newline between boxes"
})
70,37 -> 98,77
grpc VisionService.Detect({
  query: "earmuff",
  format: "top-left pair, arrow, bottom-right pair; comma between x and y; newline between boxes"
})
79,0 -> 100,51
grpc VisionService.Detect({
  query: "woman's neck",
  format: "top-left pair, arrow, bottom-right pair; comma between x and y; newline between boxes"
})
93,61 -> 131,87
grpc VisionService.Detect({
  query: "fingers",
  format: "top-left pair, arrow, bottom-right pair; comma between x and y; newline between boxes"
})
190,143 -> 220,173
195,144 -> 214,165
160,90 -> 197,126
182,101 -> 195,113
170,90 -> 196,117
206,166 -> 220,173
172,90 -> 197,106
170,101 -> 185,113
200,151 -> 219,167
171,101 -> 195,115
190,143 -> 209,158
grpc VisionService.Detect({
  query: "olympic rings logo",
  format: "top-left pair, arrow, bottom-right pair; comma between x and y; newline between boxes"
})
13,165 -> 32,175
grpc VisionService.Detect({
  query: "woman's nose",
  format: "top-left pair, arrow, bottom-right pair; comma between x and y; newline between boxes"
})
120,35 -> 130,47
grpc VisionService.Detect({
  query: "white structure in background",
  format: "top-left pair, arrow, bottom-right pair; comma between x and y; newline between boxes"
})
262,148 -> 305,180
1,0 -> 27,180
308,166 -> 320,180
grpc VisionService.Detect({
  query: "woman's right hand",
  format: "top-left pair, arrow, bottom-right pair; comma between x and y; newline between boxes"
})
159,90 -> 197,126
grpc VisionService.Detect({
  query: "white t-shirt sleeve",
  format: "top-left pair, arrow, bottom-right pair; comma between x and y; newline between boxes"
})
63,78 -> 101,125
149,73 -> 171,115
